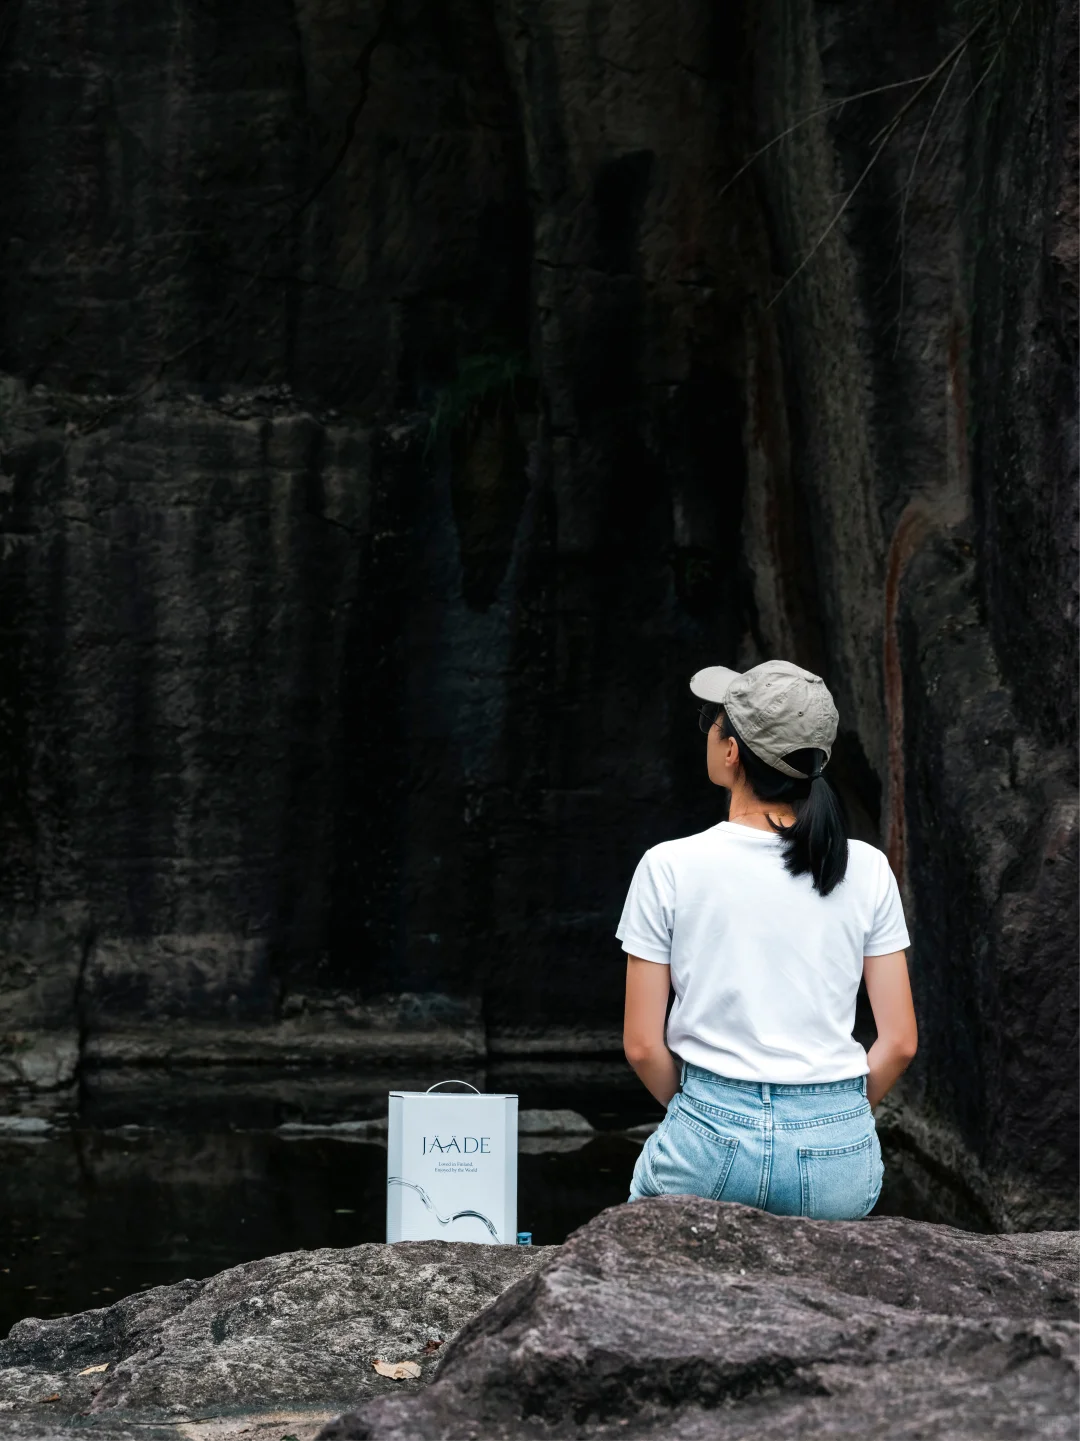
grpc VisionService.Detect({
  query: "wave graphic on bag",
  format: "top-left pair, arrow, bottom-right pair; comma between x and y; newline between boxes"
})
387,1177 -> 500,1239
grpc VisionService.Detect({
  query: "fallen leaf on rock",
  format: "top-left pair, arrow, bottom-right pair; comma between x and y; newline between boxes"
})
372,1359 -> 422,1380
77,1364 -> 109,1376
40,1394 -> 61,1403
423,1339 -> 443,1355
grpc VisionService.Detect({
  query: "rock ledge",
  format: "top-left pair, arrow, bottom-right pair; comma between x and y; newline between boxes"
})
0,1241 -> 544,1440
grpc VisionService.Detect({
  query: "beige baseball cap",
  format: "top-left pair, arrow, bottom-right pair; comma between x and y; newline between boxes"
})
689,659 -> 839,780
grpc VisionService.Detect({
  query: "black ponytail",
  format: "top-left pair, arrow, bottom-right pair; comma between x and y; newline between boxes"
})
719,711 -> 848,896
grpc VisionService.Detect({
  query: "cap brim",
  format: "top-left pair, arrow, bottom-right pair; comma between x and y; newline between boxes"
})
689,666 -> 742,703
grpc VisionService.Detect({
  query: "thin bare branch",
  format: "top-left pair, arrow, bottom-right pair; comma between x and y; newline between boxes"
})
921,1 -> 1024,177
767,112 -> 907,309
866,19 -> 987,151
892,47 -> 966,354
768,20 -> 987,309
717,76 -> 935,202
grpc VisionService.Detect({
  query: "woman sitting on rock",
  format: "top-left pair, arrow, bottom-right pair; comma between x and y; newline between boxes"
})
618,660 -> 917,1220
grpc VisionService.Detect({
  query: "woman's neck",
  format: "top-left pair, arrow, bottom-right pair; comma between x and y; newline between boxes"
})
726,779 -> 796,831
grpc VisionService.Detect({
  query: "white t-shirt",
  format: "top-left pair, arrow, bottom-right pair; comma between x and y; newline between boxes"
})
616,822 -> 910,1084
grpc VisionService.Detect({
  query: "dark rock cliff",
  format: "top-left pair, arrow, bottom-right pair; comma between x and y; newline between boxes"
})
0,0 -> 1075,1225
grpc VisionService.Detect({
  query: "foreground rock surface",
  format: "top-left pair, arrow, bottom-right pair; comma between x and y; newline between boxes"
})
327,1199 -> 1079,1441
0,1242 -> 545,1439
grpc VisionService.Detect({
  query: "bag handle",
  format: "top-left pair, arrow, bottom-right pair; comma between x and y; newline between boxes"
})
425,1079 -> 481,1094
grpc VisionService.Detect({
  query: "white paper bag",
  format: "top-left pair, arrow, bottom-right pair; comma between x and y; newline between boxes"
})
386,1081 -> 518,1244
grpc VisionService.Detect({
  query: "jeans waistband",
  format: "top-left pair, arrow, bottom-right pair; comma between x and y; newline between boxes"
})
681,1063 -> 867,1097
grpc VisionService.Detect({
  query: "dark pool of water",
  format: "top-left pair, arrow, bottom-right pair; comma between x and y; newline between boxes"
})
0,1129 -> 652,1336
0,1062 -> 988,1338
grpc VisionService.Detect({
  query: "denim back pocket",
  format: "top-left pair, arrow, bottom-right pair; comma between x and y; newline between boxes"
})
641,1099 -> 740,1201
798,1133 -> 879,1220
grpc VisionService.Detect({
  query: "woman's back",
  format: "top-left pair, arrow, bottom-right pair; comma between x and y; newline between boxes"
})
619,659 -> 917,1221
617,822 -> 909,1084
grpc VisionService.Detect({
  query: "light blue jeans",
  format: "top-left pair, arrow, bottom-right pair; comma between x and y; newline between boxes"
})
629,1064 -> 884,1220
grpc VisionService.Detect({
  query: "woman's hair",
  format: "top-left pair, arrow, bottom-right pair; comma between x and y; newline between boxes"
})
719,709 -> 848,897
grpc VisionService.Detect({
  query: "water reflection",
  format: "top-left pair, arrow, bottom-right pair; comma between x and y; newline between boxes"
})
0,1128 -> 652,1335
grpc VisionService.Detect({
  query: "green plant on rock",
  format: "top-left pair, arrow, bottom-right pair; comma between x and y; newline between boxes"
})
425,351 -> 529,454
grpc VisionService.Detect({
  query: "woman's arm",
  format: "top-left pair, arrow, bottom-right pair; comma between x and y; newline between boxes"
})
623,957 -> 680,1106
862,950 -> 918,1109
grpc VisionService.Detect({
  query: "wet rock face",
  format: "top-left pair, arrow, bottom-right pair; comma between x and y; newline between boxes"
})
325,1198 -> 1080,1441
0,1241 -> 545,1433
0,386 -> 368,1031
0,0 -> 1075,1227
749,0 -> 1079,1231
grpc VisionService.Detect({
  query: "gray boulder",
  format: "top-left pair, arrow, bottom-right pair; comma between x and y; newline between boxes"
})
325,1198 -> 1079,1440
0,1242 -> 545,1439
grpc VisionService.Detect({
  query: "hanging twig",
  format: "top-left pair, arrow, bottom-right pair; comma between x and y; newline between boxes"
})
891,48 -> 966,354
865,21 -> 987,152
920,1 -> 1025,179
875,2 -> 1024,322
767,19 -> 988,309
767,113 -> 906,309
717,76 -> 936,203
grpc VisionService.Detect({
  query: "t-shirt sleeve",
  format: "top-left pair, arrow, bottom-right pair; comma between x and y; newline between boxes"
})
615,849 -> 674,965
864,851 -> 911,956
